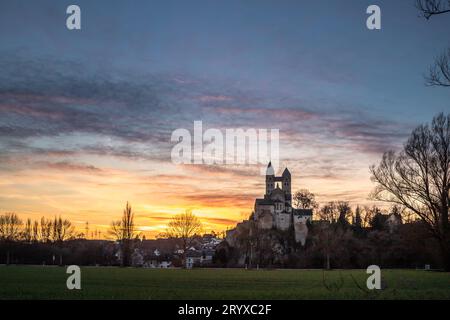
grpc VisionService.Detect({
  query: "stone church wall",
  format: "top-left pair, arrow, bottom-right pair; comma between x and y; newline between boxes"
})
258,212 -> 273,229
275,213 -> 291,231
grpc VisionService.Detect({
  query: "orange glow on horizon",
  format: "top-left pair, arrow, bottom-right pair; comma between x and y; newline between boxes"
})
0,143 -> 385,239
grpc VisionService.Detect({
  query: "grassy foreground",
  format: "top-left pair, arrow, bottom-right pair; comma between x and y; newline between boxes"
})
0,266 -> 449,299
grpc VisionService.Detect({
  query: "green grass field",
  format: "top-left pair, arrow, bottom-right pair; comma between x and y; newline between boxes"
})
0,266 -> 448,299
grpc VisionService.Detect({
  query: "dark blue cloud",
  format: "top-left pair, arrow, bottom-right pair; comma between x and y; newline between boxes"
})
0,51 -> 436,172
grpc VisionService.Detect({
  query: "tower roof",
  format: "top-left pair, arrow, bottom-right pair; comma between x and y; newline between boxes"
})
266,161 -> 274,176
282,167 -> 291,177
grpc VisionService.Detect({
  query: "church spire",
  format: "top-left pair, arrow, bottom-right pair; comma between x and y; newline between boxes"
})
266,161 -> 274,176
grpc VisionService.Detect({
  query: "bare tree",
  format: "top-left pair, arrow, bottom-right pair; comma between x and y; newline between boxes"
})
416,1 -> 450,87
401,208 -> 418,224
109,202 -> 137,266
163,210 -> 203,265
293,189 -> 318,209
353,206 -> 363,228
315,202 -> 346,269
0,213 -> 22,241
362,206 -> 381,228
48,216 -> 75,265
416,0 -> 450,19
426,49 -> 450,87
22,218 -> 33,243
0,213 -> 22,264
354,205 -> 384,229
51,216 -> 75,242
336,201 -> 352,226
318,202 -> 339,223
109,202 -> 137,241
370,113 -> 450,270
313,220 -> 350,270
40,217 -> 52,243
32,220 -> 39,242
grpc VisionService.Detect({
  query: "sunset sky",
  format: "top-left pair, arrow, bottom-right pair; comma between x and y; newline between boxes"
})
1,0 -> 449,238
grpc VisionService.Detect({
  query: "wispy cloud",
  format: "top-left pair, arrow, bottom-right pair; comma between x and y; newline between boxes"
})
0,54 -> 419,237
39,161 -> 103,174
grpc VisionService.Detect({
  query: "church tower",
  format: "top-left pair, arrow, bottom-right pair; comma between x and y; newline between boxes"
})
282,168 -> 292,205
265,161 -> 275,196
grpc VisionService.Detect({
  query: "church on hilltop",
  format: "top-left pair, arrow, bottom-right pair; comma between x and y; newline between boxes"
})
225,162 -> 313,247
253,162 -> 312,231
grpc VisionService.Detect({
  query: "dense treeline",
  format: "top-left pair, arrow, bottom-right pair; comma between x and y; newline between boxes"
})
0,213 -> 79,243
215,204 -> 444,270
0,212 -> 118,265
0,208 -> 207,267
0,239 -> 118,265
0,205 -> 443,269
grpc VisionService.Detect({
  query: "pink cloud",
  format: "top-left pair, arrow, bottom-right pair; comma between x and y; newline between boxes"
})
197,95 -> 233,102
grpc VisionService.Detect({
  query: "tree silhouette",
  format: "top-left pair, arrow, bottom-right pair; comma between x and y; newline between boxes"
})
293,189 -> 318,209
50,216 -> 75,265
336,201 -> 352,227
318,202 -> 339,223
425,49 -> 450,87
51,216 -> 75,242
0,213 -> 22,264
23,218 -> 32,243
163,210 -> 203,266
370,113 -> 450,270
353,206 -> 363,229
40,217 -> 52,243
0,213 -> 22,241
416,0 -> 450,87
416,0 -> 450,19
109,202 -> 137,266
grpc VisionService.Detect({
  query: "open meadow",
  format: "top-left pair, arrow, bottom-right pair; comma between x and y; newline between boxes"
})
0,266 -> 448,300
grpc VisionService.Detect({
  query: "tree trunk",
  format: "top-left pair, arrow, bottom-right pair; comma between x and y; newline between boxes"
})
325,252 -> 330,270
439,203 -> 450,271
249,245 -> 253,269
439,239 -> 450,271
122,240 -> 130,267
